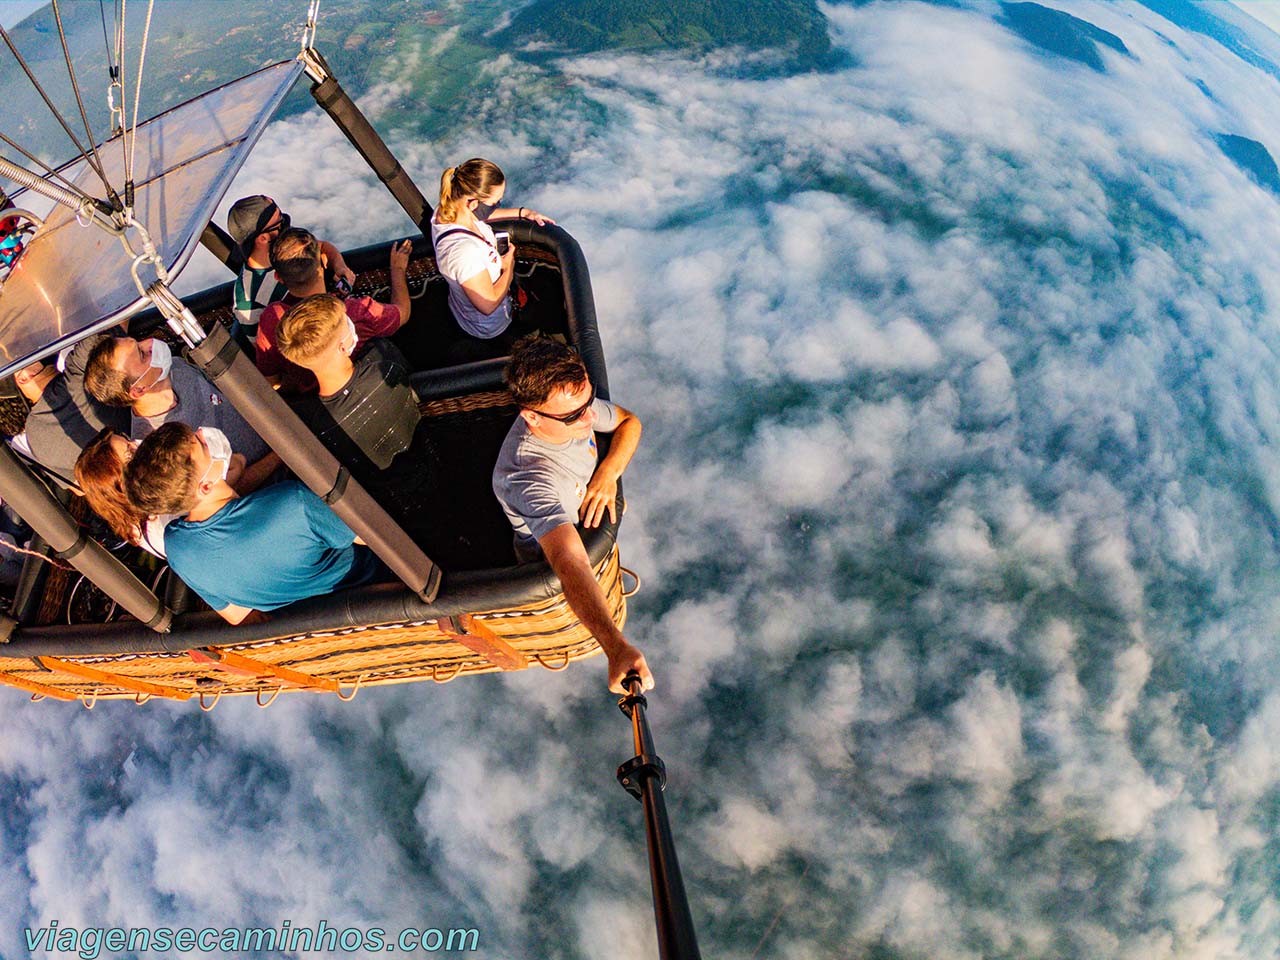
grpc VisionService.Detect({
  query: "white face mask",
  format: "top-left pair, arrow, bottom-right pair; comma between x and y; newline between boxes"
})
341,316 -> 358,357
130,339 -> 172,396
198,426 -> 232,486
148,339 -> 172,378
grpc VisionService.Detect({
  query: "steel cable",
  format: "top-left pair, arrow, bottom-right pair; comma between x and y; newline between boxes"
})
0,132 -> 97,203
116,0 -> 127,183
50,0 -> 115,207
0,25 -> 113,197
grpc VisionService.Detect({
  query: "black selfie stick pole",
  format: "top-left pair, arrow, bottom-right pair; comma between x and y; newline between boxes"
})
617,672 -> 703,960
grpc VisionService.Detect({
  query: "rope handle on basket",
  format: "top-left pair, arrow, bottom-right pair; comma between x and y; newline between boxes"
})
30,693 -> 44,702
198,690 -> 223,712
535,652 -> 572,672
336,674 -> 367,702
619,565 -> 642,598
134,692 -> 151,705
80,689 -> 98,710
256,686 -> 282,708
431,664 -> 462,683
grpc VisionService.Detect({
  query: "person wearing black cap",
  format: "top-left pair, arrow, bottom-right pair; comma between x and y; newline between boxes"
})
226,196 -> 354,355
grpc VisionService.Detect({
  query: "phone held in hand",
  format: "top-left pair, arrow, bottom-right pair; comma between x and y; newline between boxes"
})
332,274 -> 352,296
494,231 -> 510,256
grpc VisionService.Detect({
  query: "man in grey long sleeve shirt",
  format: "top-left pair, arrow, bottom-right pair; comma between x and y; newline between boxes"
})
17,334 -> 130,487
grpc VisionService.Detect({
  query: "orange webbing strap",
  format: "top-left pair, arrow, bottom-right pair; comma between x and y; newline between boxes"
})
439,614 -> 529,671
0,670 -> 79,701
38,657 -> 191,701
191,648 -> 339,692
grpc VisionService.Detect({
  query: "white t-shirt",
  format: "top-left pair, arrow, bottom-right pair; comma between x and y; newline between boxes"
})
8,433 -> 33,459
138,514 -> 179,559
430,215 -> 512,339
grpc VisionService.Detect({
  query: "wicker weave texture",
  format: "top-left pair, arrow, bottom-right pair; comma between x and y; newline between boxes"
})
0,548 -> 625,705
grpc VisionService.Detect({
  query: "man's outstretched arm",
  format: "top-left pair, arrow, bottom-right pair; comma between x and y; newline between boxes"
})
539,523 -> 654,693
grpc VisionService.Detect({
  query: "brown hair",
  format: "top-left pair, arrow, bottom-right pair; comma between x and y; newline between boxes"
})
277,294 -> 346,365
269,227 -> 323,289
504,335 -> 588,409
124,421 -> 200,516
83,338 -> 133,406
75,429 -> 145,545
436,158 -> 505,224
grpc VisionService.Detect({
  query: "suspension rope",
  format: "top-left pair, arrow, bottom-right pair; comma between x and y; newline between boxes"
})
114,0 -> 124,72
97,0 -> 113,65
102,0 -> 122,135
0,26 -> 114,197
301,0 -> 320,51
0,154 -> 118,231
50,0 -> 118,210
125,0 -> 155,201
116,0 -> 128,181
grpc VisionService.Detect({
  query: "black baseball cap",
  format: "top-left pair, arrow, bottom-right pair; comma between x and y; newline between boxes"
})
227,196 -> 290,259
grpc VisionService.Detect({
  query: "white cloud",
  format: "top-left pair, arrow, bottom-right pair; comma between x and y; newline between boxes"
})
16,0 -> 1280,956
705,796 -> 791,871
944,672 -> 1025,809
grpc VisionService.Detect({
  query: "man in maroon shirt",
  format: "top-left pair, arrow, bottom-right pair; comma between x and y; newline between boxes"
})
255,228 -> 413,395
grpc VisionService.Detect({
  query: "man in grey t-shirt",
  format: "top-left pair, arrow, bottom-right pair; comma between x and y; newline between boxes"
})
492,335 -> 652,694
83,336 -> 279,493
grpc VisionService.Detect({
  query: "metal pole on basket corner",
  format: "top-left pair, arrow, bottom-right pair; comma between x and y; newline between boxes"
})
299,46 -> 433,233
616,672 -> 703,960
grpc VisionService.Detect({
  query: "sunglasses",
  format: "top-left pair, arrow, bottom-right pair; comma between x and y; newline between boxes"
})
529,382 -> 595,424
251,209 -> 291,246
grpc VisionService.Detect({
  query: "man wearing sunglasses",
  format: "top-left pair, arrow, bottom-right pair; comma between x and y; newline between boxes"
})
226,196 -> 355,354
494,335 -> 653,694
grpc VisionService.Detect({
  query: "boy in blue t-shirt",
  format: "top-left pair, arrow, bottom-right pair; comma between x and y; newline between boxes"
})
124,421 -> 377,623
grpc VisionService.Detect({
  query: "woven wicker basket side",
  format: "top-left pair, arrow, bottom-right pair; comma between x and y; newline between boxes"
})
0,546 -> 624,704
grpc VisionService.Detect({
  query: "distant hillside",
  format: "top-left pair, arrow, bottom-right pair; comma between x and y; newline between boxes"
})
998,2 -> 1131,72
1216,134 -> 1280,194
500,0 -> 832,64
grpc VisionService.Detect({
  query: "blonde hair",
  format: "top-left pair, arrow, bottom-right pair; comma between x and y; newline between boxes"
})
277,294 -> 346,366
436,158 -> 505,224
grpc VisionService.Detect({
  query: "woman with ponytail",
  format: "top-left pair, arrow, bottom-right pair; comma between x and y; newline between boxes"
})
430,159 -> 554,346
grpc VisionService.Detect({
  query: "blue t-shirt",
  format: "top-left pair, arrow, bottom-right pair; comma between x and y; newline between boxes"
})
165,480 -> 377,612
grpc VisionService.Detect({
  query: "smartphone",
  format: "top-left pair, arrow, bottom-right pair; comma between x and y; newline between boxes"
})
494,231 -> 510,256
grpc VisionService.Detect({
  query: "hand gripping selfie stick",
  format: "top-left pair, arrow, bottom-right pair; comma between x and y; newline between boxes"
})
617,672 -> 702,960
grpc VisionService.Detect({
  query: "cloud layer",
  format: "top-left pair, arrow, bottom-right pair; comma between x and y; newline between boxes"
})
11,1 -> 1280,957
